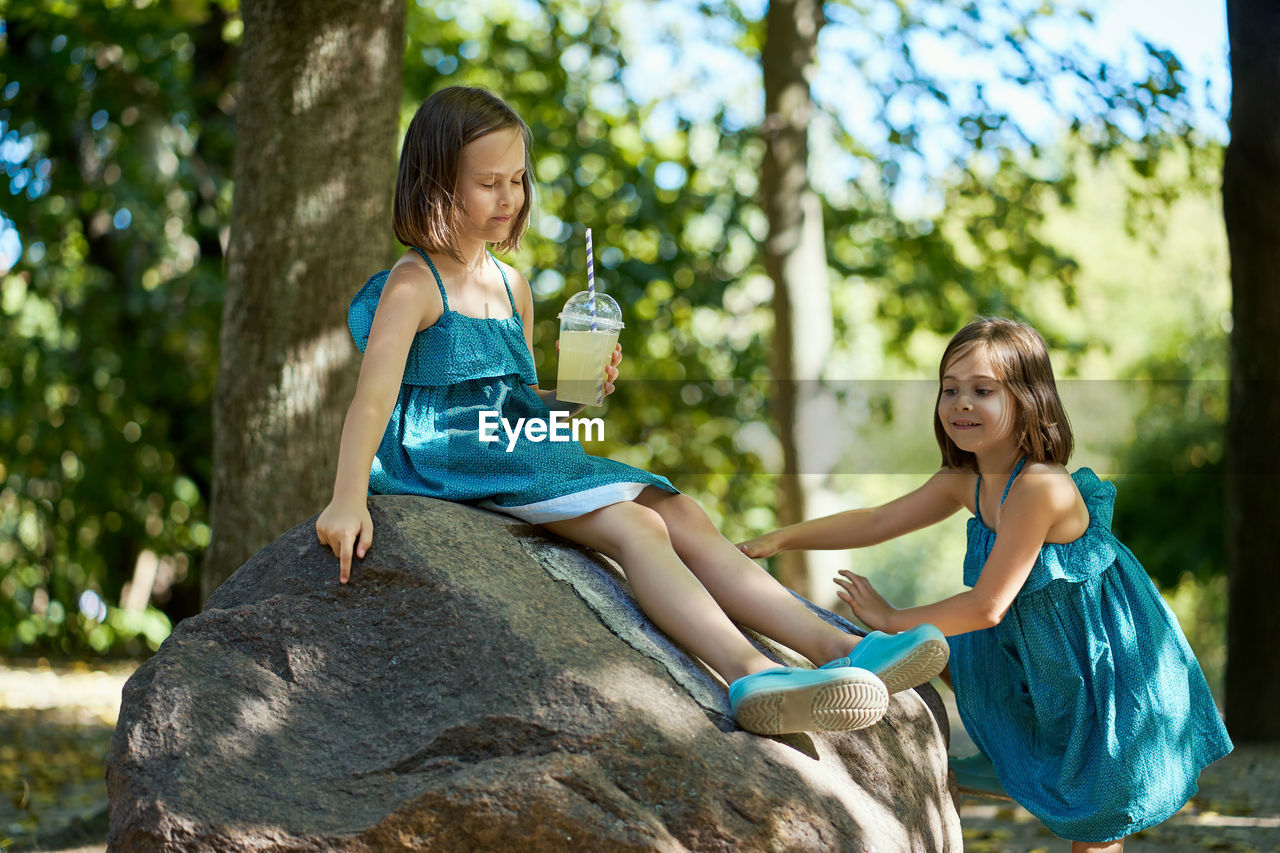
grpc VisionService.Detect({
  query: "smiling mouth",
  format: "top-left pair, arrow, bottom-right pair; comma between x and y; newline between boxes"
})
951,420 -> 980,428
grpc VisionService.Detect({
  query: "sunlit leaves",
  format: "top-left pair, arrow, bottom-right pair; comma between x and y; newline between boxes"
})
0,0 -> 1226,655
0,0 -> 235,654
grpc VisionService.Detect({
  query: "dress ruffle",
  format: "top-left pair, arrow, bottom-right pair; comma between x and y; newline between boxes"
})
348,270 -> 539,388
347,255 -> 677,520
964,467 -> 1118,593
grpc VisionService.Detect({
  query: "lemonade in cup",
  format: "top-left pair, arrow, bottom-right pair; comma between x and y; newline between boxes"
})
556,291 -> 622,406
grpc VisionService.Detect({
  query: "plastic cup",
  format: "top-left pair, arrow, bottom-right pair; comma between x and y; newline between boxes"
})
556,291 -> 623,406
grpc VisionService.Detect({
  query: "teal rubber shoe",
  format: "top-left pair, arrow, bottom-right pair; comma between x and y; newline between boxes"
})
820,623 -> 949,693
728,666 -> 888,735
949,751 -> 1011,800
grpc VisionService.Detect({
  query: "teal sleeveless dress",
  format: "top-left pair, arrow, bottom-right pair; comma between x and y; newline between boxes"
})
347,248 -> 676,522
948,459 -> 1232,842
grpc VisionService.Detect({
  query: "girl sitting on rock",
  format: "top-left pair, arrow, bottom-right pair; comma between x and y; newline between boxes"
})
314,86 -> 948,736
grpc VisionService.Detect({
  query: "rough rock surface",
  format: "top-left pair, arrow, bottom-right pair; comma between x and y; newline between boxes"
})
107,496 -> 963,851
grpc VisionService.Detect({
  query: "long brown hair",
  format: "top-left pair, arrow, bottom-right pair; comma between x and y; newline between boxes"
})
393,86 -> 533,261
934,317 -> 1074,471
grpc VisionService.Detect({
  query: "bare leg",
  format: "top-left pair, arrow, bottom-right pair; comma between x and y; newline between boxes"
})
1071,839 -> 1124,853
542,499 -> 779,684
635,488 -> 859,666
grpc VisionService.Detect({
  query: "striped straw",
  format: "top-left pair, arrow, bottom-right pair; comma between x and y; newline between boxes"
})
586,227 -> 597,331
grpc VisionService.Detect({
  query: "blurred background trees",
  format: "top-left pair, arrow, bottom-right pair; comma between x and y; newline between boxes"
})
0,0 -> 1247,723
1,1 -> 236,655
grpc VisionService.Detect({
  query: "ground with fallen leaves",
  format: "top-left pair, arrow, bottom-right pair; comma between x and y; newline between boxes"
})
1,662 -> 1276,853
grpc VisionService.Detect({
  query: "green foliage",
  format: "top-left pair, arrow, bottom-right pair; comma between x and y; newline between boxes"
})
1112,330 -> 1227,589
1036,143 -> 1230,591
0,0 -> 237,655
813,0 -> 1210,365
0,0 -> 1227,656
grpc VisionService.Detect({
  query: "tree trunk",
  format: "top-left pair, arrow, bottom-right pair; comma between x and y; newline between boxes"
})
1223,0 -> 1280,741
760,0 -> 835,594
204,0 -> 405,598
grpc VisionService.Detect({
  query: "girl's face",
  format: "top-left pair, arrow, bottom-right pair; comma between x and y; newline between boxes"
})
938,344 -> 1018,457
456,126 -> 526,244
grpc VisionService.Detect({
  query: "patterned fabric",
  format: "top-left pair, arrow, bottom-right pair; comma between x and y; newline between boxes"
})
948,459 -> 1233,842
347,248 -> 676,522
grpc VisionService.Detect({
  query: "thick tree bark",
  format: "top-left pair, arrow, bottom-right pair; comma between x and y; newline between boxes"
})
760,0 -> 834,594
1223,0 -> 1280,740
205,0 -> 405,598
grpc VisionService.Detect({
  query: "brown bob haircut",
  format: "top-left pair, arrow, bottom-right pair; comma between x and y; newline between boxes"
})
394,86 -> 533,261
934,317 -> 1074,471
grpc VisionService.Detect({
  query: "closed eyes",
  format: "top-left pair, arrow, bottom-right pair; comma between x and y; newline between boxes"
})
479,175 -> 525,189
941,386 -> 997,397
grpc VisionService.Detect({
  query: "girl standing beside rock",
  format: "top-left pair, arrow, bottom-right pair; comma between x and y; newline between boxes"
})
740,317 -> 1232,849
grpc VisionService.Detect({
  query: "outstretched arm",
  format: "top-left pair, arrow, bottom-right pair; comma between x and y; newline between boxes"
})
316,270 -> 427,582
738,468 -> 967,558
837,472 -> 1067,635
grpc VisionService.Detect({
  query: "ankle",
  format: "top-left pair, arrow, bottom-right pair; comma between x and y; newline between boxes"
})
820,635 -> 859,665
723,657 -> 779,685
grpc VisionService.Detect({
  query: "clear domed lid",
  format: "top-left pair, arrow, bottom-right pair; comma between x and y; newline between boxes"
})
557,291 -> 623,331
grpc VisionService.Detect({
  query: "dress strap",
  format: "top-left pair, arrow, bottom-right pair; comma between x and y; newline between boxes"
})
489,251 -> 517,313
411,247 -> 450,311
999,457 -> 1029,506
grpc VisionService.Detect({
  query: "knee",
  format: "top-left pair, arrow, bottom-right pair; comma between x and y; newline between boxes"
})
652,494 -> 721,550
653,493 -> 711,531
603,502 -> 672,554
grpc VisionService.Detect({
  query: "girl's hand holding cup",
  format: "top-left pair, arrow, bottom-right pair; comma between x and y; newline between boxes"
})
602,342 -> 622,398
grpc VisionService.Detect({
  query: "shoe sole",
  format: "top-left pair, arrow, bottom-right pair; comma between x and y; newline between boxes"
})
734,672 -> 889,735
876,637 -> 950,694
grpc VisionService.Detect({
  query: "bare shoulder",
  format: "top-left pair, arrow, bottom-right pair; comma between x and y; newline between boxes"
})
1008,461 -> 1090,540
1017,461 -> 1077,500
383,249 -> 443,329
1011,462 -> 1088,532
495,257 -> 533,312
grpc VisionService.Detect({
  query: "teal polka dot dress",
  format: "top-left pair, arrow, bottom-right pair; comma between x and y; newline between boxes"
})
949,459 -> 1233,843
347,248 -> 676,522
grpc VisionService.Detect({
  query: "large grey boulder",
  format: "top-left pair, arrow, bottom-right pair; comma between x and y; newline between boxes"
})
107,496 -> 962,851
